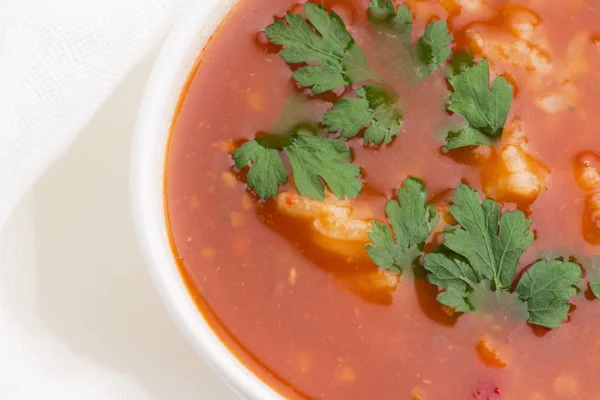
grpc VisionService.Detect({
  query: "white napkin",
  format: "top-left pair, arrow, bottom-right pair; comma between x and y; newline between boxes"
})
0,1 -> 237,398
0,0 -> 189,227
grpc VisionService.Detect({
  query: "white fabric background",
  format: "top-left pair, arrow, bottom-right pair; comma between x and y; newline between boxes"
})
0,0 -> 182,226
0,1 -> 239,398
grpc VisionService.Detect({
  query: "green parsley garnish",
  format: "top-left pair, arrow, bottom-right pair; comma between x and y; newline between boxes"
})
444,59 -> 514,150
447,51 -> 475,78
586,257 -> 600,299
323,85 -> 403,145
228,1 -> 592,333
285,135 -> 362,200
515,260 -> 582,328
233,132 -> 362,201
424,184 -> 582,328
369,0 -> 452,80
366,178 -> 439,274
265,3 -> 376,94
414,20 -> 453,78
438,184 -> 533,291
232,138 -> 288,200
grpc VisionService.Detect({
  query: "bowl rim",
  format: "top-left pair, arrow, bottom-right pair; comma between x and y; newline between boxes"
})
130,1 -> 283,399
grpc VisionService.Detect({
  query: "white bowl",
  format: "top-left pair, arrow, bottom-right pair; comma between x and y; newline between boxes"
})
130,1 -> 283,399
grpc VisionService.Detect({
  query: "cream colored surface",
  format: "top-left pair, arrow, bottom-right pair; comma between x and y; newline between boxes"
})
0,55 -> 237,400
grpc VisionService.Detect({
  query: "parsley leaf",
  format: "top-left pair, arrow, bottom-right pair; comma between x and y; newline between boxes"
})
425,253 -> 528,318
323,85 -> 403,145
425,250 -> 482,312
424,184 -> 582,328
233,134 -> 362,200
447,51 -> 475,79
443,184 -> 533,291
515,260 -> 582,329
366,178 -> 439,274
368,0 -> 452,79
265,3 -> 375,94
445,126 -> 496,149
588,257 -> 600,299
233,139 -> 288,200
285,135 -> 362,200
445,58 -> 514,150
415,21 -> 453,78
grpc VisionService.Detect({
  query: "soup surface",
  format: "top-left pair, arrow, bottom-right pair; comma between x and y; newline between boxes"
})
166,0 -> 600,398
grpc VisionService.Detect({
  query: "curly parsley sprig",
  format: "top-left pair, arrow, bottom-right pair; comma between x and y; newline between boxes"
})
424,184 -> 582,329
233,130 -> 362,201
265,2 -> 453,147
265,3 -> 377,94
366,178 -> 439,274
444,58 -> 514,150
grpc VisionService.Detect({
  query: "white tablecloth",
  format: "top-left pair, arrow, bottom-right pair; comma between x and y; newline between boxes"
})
0,51 -> 239,400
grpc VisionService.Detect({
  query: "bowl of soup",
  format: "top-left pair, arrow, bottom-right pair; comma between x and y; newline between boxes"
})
132,0 -> 600,398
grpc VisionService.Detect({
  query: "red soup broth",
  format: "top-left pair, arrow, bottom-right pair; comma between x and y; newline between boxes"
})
166,0 -> 600,398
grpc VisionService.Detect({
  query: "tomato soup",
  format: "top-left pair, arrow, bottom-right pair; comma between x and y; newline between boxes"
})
166,0 -> 600,398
